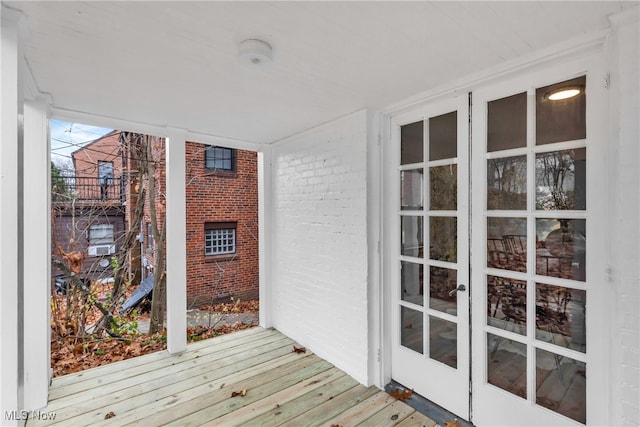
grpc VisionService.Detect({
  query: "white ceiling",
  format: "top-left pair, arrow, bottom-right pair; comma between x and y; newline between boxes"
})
5,1 -> 637,143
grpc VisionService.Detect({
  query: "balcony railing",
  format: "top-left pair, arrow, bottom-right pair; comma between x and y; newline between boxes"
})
53,175 -> 124,204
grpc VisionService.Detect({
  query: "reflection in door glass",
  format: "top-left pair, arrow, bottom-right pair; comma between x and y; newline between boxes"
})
401,121 -> 424,165
487,333 -> 527,399
487,275 -> 526,335
536,219 -> 586,281
429,111 -> 457,161
535,149 -> 586,210
401,306 -> 423,354
536,76 -> 586,146
401,169 -> 424,210
536,284 -> 586,352
430,217 -> 457,262
429,267 -> 457,315
536,348 -> 586,424
487,217 -> 527,272
430,165 -> 457,210
430,316 -> 457,368
401,261 -> 423,306
401,216 -> 423,258
487,156 -> 527,210
487,92 -> 527,152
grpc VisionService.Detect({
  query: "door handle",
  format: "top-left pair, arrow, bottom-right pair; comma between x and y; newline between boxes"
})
449,284 -> 466,296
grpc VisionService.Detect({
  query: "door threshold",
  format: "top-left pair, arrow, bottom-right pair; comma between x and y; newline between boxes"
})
385,380 -> 474,427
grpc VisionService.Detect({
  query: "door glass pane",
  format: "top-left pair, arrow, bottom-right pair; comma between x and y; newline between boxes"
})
429,111 -> 457,161
401,261 -> 423,306
536,348 -> 586,424
536,219 -> 586,281
401,216 -> 423,258
430,217 -> 457,262
487,275 -> 526,335
487,156 -> 527,210
487,217 -> 527,272
536,76 -> 586,146
536,284 -> 586,352
430,316 -> 457,368
401,169 -> 424,210
535,148 -> 586,210
430,165 -> 457,210
401,121 -> 424,165
487,333 -> 527,399
429,267 -> 457,315
401,306 -> 423,354
488,92 -> 527,152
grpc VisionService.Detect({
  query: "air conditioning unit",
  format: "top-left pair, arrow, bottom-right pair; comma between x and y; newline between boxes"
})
88,245 -> 116,257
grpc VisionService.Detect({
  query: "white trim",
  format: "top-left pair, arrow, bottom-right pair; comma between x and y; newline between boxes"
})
165,127 -> 187,354
22,99 -> 50,410
258,149 -> 273,328
608,5 -> 639,27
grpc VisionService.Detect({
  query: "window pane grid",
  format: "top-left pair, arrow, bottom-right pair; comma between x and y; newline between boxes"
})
205,146 -> 235,171
205,228 -> 236,255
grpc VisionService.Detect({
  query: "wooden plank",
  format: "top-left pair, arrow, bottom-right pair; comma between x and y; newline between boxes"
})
394,411 -> 439,427
278,384 -> 380,427
49,328 -> 282,400
51,326 -> 266,388
320,390 -> 394,426
355,400 -> 416,426
34,338 -> 298,426
161,358 -> 334,427
200,368 -> 352,426
237,374 -> 360,427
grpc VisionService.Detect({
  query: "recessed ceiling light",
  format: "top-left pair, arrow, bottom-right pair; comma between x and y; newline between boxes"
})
238,39 -> 273,67
546,87 -> 582,101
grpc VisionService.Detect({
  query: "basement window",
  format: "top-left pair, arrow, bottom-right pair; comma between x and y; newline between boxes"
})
205,146 -> 236,172
205,222 -> 236,256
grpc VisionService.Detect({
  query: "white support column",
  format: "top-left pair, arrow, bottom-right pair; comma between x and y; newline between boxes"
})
1,6 -> 22,424
258,149 -> 273,328
165,128 -> 187,354
22,99 -> 50,410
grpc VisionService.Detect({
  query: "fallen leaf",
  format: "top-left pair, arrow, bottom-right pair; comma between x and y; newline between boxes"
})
444,420 -> 461,427
389,388 -> 413,402
292,345 -> 307,354
231,389 -> 247,397
104,411 -> 116,419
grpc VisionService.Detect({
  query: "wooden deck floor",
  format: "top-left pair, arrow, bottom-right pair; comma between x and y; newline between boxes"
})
29,327 -> 437,427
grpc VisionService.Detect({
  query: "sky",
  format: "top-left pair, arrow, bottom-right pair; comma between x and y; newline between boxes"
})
50,120 -> 113,168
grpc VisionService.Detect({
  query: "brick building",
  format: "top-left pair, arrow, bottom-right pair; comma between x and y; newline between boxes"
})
54,131 -> 259,307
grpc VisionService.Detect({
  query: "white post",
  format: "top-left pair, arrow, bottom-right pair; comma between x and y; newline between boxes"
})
165,128 -> 187,354
258,149 -> 273,327
22,99 -> 50,410
1,6 -> 22,424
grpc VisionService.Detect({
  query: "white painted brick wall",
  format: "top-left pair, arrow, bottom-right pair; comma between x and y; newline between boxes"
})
610,9 -> 640,426
271,110 -> 371,385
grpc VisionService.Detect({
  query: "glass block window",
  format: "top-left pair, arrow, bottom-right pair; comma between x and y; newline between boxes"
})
205,222 -> 236,255
205,146 -> 236,171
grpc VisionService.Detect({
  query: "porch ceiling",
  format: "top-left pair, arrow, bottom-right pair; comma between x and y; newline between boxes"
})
5,1 -> 635,143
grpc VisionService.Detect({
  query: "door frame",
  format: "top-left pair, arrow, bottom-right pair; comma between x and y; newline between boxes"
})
380,46 -> 610,426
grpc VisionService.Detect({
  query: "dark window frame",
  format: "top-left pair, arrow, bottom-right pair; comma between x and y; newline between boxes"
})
205,146 -> 236,172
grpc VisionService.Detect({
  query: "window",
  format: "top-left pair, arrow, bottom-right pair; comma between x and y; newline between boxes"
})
98,161 -> 114,185
89,224 -> 114,245
205,222 -> 236,255
205,146 -> 236,172
146,222 -> 153,251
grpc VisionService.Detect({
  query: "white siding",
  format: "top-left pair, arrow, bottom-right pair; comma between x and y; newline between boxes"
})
610,8 -> 640,426
271,110 -> 371,385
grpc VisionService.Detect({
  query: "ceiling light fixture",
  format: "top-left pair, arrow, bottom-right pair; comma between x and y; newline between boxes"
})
546,86 -> 582,101
238,39 -> 273,67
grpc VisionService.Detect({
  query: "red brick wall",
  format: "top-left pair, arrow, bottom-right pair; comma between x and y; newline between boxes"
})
184,142 -> 259,307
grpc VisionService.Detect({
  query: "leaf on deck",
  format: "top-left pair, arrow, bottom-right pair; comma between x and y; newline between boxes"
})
389,387 -> 413,402
231,389 -> 247,397
444,420 -> 461,427
292,345 -> 307,354
104,411 -> 116,420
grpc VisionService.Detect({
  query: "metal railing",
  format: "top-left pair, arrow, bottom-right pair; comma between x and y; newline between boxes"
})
53,175 -> 124,203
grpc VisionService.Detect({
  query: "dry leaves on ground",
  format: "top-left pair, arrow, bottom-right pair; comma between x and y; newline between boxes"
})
389,387 -> 413,402
199,300 -> 259,313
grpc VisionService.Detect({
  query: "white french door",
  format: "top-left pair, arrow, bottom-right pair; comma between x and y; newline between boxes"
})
388,95 -> 470,420
386,54 -> 608,426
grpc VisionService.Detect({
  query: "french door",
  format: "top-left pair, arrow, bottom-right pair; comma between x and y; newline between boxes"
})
387,56 -> 608,425
389,95 -> 470,419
